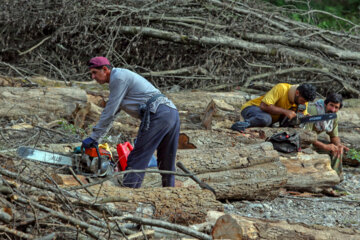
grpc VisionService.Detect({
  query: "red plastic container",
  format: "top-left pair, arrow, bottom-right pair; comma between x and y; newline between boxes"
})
116,142 -> 134,171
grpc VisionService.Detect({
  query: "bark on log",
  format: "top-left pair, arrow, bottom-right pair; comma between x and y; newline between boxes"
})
0,87 -> 87,119
182,161 -> 287,200
84,186 -> 223,225
211,212 -> 360,240
280,153 -> 340,192
176,142 -> 278,174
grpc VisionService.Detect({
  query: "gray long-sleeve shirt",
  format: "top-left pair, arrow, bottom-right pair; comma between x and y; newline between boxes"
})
90,68 -> 176,141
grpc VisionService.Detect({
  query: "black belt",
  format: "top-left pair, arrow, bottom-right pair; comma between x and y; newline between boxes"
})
139,94 -> 165,131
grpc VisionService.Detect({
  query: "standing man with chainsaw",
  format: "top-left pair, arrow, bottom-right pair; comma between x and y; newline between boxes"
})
305,93 -> 349,180
232,83 -> 317,131
82,56 -> 180,188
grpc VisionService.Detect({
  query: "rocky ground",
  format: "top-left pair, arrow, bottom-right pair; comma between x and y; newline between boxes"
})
225,166 -> 360,229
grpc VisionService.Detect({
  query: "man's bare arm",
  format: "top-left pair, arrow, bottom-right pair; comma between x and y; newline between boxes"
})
313,140 -> 337,152
331,136 -> 349,151
260,102 -> 296,119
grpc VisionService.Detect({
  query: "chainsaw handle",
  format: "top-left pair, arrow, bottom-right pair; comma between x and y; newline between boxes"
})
94,145 -> 102,172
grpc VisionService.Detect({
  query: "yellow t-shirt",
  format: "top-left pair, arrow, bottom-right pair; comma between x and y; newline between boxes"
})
241,83 -> 309,123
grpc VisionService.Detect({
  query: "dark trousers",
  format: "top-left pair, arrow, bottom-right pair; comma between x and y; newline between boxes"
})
123,105 -> 180,188
241,106 -> 272,127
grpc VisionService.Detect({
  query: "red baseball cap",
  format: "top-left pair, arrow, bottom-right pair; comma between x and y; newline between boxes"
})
88,56 -> 111,69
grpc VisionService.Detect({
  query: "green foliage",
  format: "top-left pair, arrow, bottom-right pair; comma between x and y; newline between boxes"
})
262,0 -> 360,32
346,148 -> 360,163
58,119 -> 87,137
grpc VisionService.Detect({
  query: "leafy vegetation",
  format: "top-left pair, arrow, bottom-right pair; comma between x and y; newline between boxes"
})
58,119 -> 87,137
346,148 -> 360,164
262,0 -> 360,32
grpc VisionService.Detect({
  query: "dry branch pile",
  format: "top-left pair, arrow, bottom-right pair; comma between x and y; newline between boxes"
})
0,154 -> 221,239
1,0 -> 360,96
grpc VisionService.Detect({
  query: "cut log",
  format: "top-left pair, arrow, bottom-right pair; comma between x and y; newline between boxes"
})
178,133 -> 197,149
202,100 -> 217,130
176,142 -> 278,174
280,152 -> 340,192
50,174 -> 88,186
201,99 -> 236,130
84,186 -> 224,225
0,87 -> 87,120
212,213 -> 360,240
73,101 -> 102,128
182,161 -> 287,200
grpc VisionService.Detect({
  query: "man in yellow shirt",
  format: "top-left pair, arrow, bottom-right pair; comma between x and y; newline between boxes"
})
232,83 -> 317,131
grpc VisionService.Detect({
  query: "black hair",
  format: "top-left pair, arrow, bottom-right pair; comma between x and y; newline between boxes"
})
297,83 -> 317,101
325,92 -> 343,109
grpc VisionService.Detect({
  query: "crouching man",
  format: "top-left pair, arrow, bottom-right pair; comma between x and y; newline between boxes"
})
305,93 -> 349,180
232,83 -> 317,131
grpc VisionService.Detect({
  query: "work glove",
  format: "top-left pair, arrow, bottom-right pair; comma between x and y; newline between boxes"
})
82,137 -> 98,149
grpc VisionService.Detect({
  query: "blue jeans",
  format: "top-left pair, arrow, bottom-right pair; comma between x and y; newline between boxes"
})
123,105 -> 180,188
241,106 -> 272,127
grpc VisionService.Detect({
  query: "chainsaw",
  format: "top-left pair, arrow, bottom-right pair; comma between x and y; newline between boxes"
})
280,104 -> 337,128
16,144 -> 116,177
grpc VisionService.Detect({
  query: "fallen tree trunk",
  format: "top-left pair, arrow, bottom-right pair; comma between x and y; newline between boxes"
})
182,161 -> 287,200
280,153 -> 340,192
0,87 -> 87,120
176,142 -> 278,173
211,212 -> 360,240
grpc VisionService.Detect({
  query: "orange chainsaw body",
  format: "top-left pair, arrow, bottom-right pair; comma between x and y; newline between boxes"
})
84,147 -> 112,158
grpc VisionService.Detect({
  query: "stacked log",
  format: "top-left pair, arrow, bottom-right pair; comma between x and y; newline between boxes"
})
176,142 -> 287,200
176,129 -> 339,198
